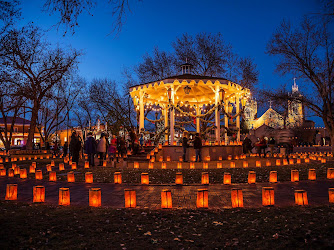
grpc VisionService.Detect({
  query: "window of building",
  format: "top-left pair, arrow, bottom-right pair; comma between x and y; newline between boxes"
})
14,138 -> 23,145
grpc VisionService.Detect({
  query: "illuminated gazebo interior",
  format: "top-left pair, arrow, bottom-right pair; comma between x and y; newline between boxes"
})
129,64 -> 251,144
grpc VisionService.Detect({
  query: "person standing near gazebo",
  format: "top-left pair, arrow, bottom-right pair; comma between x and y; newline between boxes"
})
182,131 -> 189,162
85,132 -> 97,167
63,141 -> 68,158
193,133 -> 202,162
97,133 -> 107,166
70,131 -> 81,166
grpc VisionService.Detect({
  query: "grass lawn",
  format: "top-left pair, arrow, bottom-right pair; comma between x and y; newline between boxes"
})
1,201 -> 334,249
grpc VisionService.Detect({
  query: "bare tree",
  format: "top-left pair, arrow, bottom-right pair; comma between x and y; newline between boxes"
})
135,47 -> 177,83
0,0 -> 20,35
121,67 -> 139,126
224,52 -> 240,81
43,0 -> 141,35
36,76 -> 84,143
88,78 -> 136,134
72,88 -> 97,129
173,32 -> 232,77
0,25 -> 81,149
136,33 -> 259,89
0,96 -> 24,151
134,32 -> 259,136
238,57 -> 259,91
266,17 -> 334,152
0,82 -> 26,150
320,0 -> 334,17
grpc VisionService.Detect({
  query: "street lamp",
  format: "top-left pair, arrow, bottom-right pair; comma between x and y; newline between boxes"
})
241,98 -> 247,107
228,103 -> 233,114
134,96 -> 138,106
183,85 -> 191,95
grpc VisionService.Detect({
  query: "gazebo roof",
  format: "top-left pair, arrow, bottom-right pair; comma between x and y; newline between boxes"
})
129,73 -> 250,106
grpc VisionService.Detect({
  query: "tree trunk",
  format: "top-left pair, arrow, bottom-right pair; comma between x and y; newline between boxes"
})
323,119 -> 334,154
5,141 -> 10,151
26,102 -> 39,150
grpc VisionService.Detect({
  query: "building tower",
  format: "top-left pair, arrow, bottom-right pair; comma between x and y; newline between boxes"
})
288,78 -> 304,127
244,98 -> 258,129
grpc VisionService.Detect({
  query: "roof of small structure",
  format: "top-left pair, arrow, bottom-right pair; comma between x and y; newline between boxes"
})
261,108 -> 283,117
0,117 -> 31,125
129,74 -> 228,88
129,73 -> 250,106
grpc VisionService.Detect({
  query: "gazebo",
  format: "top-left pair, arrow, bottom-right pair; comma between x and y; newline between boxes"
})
129,64 -> 250,144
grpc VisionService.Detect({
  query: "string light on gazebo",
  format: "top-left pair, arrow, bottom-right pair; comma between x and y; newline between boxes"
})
228,103 -> 234,114
130,62 -> 251,144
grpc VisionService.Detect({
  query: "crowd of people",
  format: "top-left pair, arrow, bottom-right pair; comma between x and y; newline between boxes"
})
56,126 -> 301,166
242,132 -> 294,158
181,132 -> 203,162
80,132 -> 129,167
59,129 -> 206,165
181,132 -> 295,162
61,127 -> 147,167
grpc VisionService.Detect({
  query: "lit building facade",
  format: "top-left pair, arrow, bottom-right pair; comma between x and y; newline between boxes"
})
245,81 -> 304,130
57,120 -> 107,146
0,117 -> 43,148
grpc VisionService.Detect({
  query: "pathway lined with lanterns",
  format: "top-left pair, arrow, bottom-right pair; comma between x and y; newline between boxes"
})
1,176 -> 333,209
1,150 -> 334,208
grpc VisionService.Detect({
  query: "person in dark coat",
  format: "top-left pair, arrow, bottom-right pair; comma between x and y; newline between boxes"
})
268,137 -> 276,156
70,131 -> 82,166
53,141 -> 58,157
182,131 -> 189,162
242,136 -> 252,155
255,136 -> 267,158
63,141 -> 68,158
84,132 -> 97,167
117,136 -> 126,159
193,133 -> 202,162
129,127 -> 137,154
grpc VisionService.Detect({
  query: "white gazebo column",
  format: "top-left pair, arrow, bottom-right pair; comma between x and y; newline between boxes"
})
139,90 -> 144,133
196,105 -> 200,133
170,87 -> 175,145
170,107 -> 175,144
236,96 -> 240,142
224,99 -> 229,144
163,105 -> 168,141
215,86 -> 221,142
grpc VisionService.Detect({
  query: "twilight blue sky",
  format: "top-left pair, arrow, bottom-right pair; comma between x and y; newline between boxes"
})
18,0 -> 324,124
